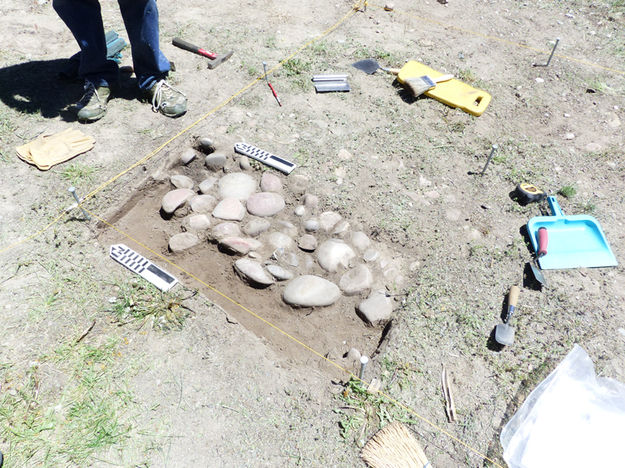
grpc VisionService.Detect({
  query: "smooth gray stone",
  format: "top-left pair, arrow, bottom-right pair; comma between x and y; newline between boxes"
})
319,211 -> 342,231
304,218 -> 319,232
316,239 -> 355,272
339,264 -> 373,296
162,188 -> 195,214
219,237 -> 263,255
234,258 -> 274,286
205,152 -> 227,171
351,231 -> 371,251
190,194 -> 217,214
199,177 -> 218,194
197,137 -> 216,153
211,222 -> 241,241
180,148 -> 197,165
170,174 -> 194,190
357,291 -> 393,325
212,198 -> 246,221
243,218 -> 271,237
246,192 -> 285,217
169,232 -> 200,252
187,214 -> 211,231
297,234 -> 317,252
282,275 -> 341,307
265,264 -> 294,281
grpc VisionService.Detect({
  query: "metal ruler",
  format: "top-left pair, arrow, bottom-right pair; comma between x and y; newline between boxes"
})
110,244 -> 178,292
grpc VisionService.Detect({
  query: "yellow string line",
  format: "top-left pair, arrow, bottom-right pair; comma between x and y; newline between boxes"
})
367,1 -> 625,76
87,205 -> 504,468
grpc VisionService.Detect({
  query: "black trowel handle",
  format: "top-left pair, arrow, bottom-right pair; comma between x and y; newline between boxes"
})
506,286 -> 520,322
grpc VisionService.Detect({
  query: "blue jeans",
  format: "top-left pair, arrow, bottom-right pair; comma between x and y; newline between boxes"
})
53,0 -> 170,90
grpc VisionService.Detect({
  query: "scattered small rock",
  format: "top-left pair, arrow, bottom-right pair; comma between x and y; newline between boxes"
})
170,174 -> 194,190
243,218 -> 271,237
273,248 -> 299,267
199,177 -> 218,194
564,132 -> 575,140
169,232 -> 200,252
332,220 -> 350,237
205,152 -> 227,171
265,264 -> 294,281
351,231 -> 370,251
294,205 -> 306,216
282,275 -> 341,307
304,218 -> 320,232
162,188 -> 195,214
267,231 -> 294,250
247,192 -> 286,217
298,234 -> 317,252
319,211 -> 342,231
357,291 -> 393,326
234,258 -> 274,286
190,194 -> 217,213
289,174 -> 309,194
275,220 -> 298,237
339,264 -> 373,295
220,237 -> 263,255
316,239 -> 356,272
180,148 -> 196,165
212,198 -> 246,221
303,193 -> 319,209
197,137 -> 216,153
363,248 -> 380,263
211,222 -> 241,241
260,172 -> 283,193
187,214 -> 211,231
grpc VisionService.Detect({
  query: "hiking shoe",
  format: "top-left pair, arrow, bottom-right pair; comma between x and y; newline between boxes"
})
75,81 -> 111,122
146,79 -> 187,118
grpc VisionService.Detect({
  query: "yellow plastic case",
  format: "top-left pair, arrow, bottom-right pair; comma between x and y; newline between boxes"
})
397,61 -> 491,116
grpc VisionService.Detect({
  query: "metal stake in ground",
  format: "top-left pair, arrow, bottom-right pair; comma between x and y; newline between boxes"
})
68,186 -> 90,220
480,144 -> 498,176
262,61 -> 282,107
533,38 -> 560,67
359,355 -> 369,380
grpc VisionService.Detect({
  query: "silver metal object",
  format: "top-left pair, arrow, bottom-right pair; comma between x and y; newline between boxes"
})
480,144 -> 498,176
262,61 -> 269,84
314,81 -> 350,93
534,38 -> 560,67
312,74 -> 349,82
359,355 -> 369,380
68,186 -> 90,220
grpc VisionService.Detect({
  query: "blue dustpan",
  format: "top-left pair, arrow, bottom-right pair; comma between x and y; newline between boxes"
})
527,196 -> 618,269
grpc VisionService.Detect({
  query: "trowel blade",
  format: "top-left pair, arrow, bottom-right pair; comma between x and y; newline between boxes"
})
495,323 -> 515,346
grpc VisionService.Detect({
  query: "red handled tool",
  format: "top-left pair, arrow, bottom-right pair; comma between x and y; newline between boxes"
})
263,61 -> 282,107
537,227 -> 548,257
172,37 -> 233,69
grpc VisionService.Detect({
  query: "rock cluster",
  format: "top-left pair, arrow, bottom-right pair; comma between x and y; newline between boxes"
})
162,139 -> 405,326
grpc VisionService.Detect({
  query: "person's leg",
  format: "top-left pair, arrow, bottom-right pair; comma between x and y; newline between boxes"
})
52,0 -> 119,86
118,0 -> 186,117
117,0 -> 170,90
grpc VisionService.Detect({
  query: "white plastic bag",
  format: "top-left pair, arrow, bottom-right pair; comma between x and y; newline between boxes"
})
500,344 -> 625,468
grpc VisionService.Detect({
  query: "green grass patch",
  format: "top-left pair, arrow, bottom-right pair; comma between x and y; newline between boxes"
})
60,163 -> 96,186
558,185 -> 576,198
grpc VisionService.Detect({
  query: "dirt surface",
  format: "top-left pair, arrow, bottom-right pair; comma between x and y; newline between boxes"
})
1,0 -> 624,466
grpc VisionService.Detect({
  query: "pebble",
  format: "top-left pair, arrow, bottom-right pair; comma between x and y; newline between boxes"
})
197,137 -> 216,153
188,214 -> 211,231
316,239 -> 356,272
332,220 -> 350,237
419,174 -> 432,187
303,193 -> 319,209
273,248 -> 299,267
357,291 -> 393,325
169,232 -> 200,252
535,77 -> 544,83
212,198 -> 246,221
220,237 -> 263,255
162,188 -> 195,214
218,172 -> 257,200
234,258 -> 274,286
351,231 -> 371,251
339,264 -> 373,295
190,194 -> 217,213
304,218 -> 320,232
243,218 -> 271,237
205,152 -> 227,171
282,275 -> 341,307
170,174 -> 194,190
211,222 -> 241,241
363,248 -> 380,263
564,133 -> 575,140
267,231 -> 294,250
180,148 -> 196,165
199,177 -> 218,194
346,348 -> 361,362
247,192 -> 285,217
294,205 -> 306,216
319,211 -> 342,231
265,264 -> 294,281
298,234 -> 317,252
239,157 -> 251,170
260,172 -> 283,193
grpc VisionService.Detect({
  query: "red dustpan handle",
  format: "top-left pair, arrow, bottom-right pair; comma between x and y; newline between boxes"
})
537,227 -> 548,257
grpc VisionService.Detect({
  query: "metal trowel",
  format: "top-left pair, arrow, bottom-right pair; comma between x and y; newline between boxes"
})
495,286 -> 520,346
